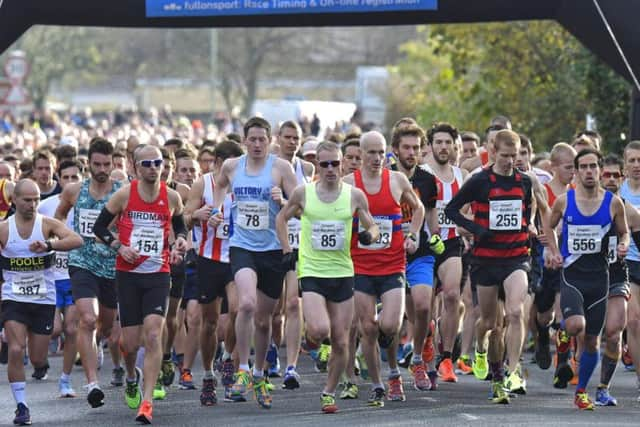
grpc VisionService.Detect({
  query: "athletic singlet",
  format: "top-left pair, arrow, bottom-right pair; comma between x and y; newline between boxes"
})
116,180 -> 171,274
38,195 -> 73,282
298,182 -> 353,279
69,179 -> 122,279
1,214 -> 56,304
193,173 -> 233,263
433,166 -> 464,241
351,168 -> 405,275
620,180 -> 640,261
230,154 -> 281,252
0,179 -> 11,220
561,189 -> 612,271
286,159 -> 310,250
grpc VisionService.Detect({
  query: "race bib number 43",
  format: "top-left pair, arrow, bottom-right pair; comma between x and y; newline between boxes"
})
311,221 -> 345,251
12,272 -> 45,297
238,201 -> 269,230
568,225 -> 601,255
131,227 -> 163,256
489,200 -> 522,231
78,208 -> 100,237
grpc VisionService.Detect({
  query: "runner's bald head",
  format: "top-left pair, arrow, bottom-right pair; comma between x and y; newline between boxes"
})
13,178 -> 39,198
360,131 -> 387,151
134,144 -> 162,162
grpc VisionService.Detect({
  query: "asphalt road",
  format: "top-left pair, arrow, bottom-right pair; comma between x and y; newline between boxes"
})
1,347 -> 639,426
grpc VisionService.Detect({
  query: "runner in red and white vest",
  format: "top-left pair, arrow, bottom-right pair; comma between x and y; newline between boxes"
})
93,145 -> 187,424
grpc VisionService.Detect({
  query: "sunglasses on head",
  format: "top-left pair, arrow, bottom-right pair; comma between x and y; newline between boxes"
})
602,172 -> 622,179
319,160 -> 341,168
138,158 -> 163,168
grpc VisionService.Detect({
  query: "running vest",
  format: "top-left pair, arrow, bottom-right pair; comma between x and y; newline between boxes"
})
351,168 -> 405,275
230,154 -> 281,252
0,179 -> 11,220
193,172 -> 233,263
434,166 -> 464,241
620,180 -> 640,261
286,159 -> 310,250
69,179 -> 122,279
37,195 -> 73,282
298,182 -> 353,279
471,168 -> 530,259
1,214 -> 56,304
116,180 -> 172,273
561,189 -> 612,271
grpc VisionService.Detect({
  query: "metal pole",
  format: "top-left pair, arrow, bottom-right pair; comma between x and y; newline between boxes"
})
210,29 -> 218,117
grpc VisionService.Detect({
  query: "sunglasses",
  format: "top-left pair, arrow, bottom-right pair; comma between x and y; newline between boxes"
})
319,160 -> 341,168
602,172 -> 622,179
138,158 -> 163,168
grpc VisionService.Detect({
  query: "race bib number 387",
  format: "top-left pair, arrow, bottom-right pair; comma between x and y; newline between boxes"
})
489,200 -> 522,231
12,272 -> 45,297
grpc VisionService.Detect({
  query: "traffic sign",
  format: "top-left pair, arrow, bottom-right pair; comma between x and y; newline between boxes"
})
4,51 -> 29,85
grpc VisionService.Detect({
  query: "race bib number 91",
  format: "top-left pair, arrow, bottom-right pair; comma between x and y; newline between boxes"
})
311,221 -> 345,251
489,200 -> 522,231
568,225 -> 601,255
216,222 -> 230,240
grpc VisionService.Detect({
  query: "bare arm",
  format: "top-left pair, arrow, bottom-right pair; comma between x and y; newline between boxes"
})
278,158 -> 299,199
612,196 -> 629,257
31,217 -> 83,253
184,178 -> 207,229
352,188 -> 380,243
55,182 -> 80,221
276,185 -> 305,254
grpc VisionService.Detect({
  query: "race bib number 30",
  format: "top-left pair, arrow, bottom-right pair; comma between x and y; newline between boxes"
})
437,200 -> 454,228
568,225 -> 601,255
12,272 -> 45,297
311,221 -> 345,251
78,208 -> 100,237
489,200 -> 522,231
287,218 -> 301,249
131,227 -> 163,256
238,201 -> 269,230
358,217 -> 392,250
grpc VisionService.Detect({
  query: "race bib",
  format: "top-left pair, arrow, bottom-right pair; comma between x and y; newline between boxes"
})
568,225 -> 601,255
311,221 -> 345,251
216,221 -> 230,240
78,208 -> 100,237
287,218 -> 301,249
12,272 -> 45,298
489,200 -> 522,231
437,200 -> 455,228
608,236 -> 617,264
54,252 -> 69,273
131,227 -> 163,257
358,217 -> 393,250
238,201 -> 269,230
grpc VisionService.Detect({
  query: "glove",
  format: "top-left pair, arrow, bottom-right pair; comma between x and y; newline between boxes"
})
429,234 -> 445,255
282,251 -> 297,271
358,231 -> 373,246
477,228 -> 494,242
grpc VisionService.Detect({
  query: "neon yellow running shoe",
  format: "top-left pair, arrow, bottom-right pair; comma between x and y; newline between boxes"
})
473,351 -> 488,380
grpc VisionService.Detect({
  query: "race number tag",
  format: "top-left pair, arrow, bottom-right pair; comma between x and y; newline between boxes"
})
568,225 -> 601,255
131,227 -> 163,256
54,252 -> 69,273
287,218 -> 301,249
437,200 -> 455,228
78,208 -> 100,237
238,201 -> 269,230
12,273 -> 45,297
608,236 -> 617,264
216,221 -> 230,240
311,221 -> 345,251
489,200 -> 522,230
358,217 -> 392,250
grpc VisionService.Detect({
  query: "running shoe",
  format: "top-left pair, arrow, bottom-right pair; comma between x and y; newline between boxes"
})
456,355 -> 474,375
31,363 -> 49,380
622,344 -> 634,370
316,344 -> 331,373
161,358 -> 175,386
535,328 -> 552,370
173,352 -> 185,376
321,393 -> 338,413
438,358 -> 458,383
569,358 -> 579,386
153,375 -> 167,400
86,384 -> 105,408
266,344 -> 281,378
254,377 -> 272,409
505,366 -> 526,395
282,367 -> 301,390
221,359 -> 235,388
230,370 -> 252,402
111,366 -> 125,387
553,362 -> 574,389
135,400 -> 153,424
367,387 -> 385,407
472,351 -> 488,380
595,387 -> 617,406
428,370 -> 438,391
422,320 -> 436,363
575,391 -> 594,410
59,376 -> 76,398
13,403 -> 31,426
339,382 -> 358,399
491,381 -> 510,404
411,361 -> 430,391
200,378 -> 218,406
397,343 -> 413,369
388,375 -> 406,402
125,368 -> 142,409
179,369 -> 196,390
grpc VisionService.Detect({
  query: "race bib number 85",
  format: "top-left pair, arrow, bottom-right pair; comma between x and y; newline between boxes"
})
311,221 -> 345,251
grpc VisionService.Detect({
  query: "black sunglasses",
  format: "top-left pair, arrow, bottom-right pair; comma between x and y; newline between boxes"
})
319,160 -> 341,168
138,158 -> 163,168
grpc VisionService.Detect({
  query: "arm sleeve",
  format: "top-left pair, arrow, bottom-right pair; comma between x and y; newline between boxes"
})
93,208 -> 117,246
444,176 -> 488,236
172,213 -> 188,239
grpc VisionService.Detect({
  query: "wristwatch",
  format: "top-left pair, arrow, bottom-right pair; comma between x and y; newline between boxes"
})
405,232 -> 417,242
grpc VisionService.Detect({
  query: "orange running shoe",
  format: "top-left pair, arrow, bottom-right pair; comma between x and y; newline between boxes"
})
135,400 -> 153,424
456,356 -> 473,375
438,358 -> 458,383
422,320 -> 436,363
574,391 -> 594,410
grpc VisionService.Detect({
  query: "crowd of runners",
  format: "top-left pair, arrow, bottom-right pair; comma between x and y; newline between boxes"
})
1,110 -> 639,425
